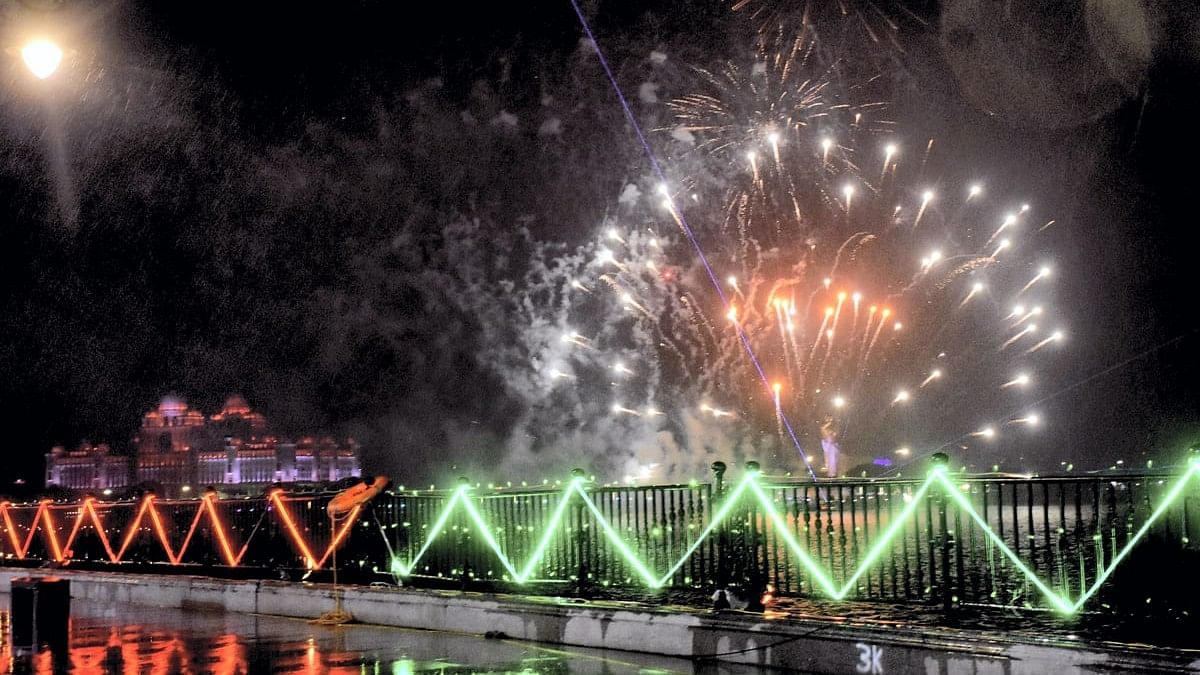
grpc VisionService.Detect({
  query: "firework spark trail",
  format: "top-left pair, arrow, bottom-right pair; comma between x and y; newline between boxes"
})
774,302 -> 798,376
569,0 -> 819,478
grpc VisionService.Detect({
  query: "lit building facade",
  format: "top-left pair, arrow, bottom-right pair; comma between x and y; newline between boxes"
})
44,443 -> 131,492
46,395 -> 361,496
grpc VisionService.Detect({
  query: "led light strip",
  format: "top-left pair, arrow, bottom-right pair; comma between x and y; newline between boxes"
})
0,491 -> 356,571
1,463 -> 1194,615
390,461 -> 1200,614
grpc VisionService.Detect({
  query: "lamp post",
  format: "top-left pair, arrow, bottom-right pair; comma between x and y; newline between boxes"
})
20,38 -> 62,79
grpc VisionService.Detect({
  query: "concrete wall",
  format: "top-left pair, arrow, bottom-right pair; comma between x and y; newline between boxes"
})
1,569 -> 1196,673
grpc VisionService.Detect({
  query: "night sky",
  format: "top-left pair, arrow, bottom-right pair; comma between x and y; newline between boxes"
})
1,0 -> 1198,485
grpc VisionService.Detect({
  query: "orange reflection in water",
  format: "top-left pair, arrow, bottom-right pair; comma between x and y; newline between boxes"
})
0,614 -> 253,674
0,609 -> 381,674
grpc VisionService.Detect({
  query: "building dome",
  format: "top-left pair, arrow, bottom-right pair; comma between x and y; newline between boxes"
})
158,395 -> 187,418
221,394 -> 251,416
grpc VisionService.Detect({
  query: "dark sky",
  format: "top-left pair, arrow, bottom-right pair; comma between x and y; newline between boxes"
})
0,0 -> 1198,484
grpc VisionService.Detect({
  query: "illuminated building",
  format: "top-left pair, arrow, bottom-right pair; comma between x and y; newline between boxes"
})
43,443 -> 131,491
46,395 -> 360,496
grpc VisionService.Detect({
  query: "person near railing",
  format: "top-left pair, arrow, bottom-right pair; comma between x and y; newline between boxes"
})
820,416 -> 840,478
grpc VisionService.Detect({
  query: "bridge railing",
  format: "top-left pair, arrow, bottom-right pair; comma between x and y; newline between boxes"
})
3,455 -> 1198,617
747,470 -> 1200,613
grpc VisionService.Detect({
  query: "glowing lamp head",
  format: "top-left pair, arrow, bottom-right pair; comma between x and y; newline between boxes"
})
1021,203 -> 1031,212
981,426 -> 996,439
895,390 -> 910,402
596,248 -> 614,264
931,369 -> 942,378
868,305 -> 877,313
821,137 -> 833,152
727,306 -> 738,322
727,275 -> 737,287
766,131 -> 780,145
884,143 -> 897,157
1026,414 -> 1040,426
973,282 -> 984,292
823,277 -> 832,288
1053,330 -> 1065,341
825,306 -> 834,317
1003,214 -> 1016,226
772,382 -> 782,395
1031,306 -> 1043,316
893,322 -> 903,331
746,150 -> 757,162
832,395 -> 846,409
1015,373 -> 1030,386
896,446 -> 911,456
922,190 -> 934,203
825,329 -> 834,339
842,184 -> 855,199
1039,265 -> 1052,278
22,39 -> 63,79
968,184 -> 983,197
607,228 -> 620,240
837,291 -> 847,301
657,183 -> 669,196
852,291 -> 862,303
881,308 -> 891,318
1013,304 -> 1026,315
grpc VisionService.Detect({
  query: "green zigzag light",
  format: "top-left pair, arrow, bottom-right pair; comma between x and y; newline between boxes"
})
391,459 -> 1200,615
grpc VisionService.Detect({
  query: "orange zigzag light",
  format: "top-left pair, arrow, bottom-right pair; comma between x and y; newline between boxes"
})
0,491 -> 360,570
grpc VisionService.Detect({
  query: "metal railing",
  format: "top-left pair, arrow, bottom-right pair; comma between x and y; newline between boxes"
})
3,455 -> 1198,617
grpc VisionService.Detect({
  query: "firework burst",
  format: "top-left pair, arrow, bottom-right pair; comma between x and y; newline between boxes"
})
497,21 -> 1067,481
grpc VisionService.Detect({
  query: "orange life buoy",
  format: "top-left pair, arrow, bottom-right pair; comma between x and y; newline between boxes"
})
328,476 -> 389,515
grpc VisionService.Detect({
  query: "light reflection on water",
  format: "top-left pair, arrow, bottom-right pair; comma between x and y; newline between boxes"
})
0,595 -> 743,674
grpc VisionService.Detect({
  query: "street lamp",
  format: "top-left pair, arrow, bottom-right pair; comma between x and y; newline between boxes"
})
21,38 -> 62,79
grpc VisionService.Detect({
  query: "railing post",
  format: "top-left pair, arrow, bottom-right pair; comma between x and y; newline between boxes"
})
457,476 -> 471,589
743,461 -> 766,612
931,453 -> 956,617
571,468 -> 593,598
711,461 -> 729,608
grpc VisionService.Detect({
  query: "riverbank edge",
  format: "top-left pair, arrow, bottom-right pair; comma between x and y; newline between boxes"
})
0,569 -> 1195,673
